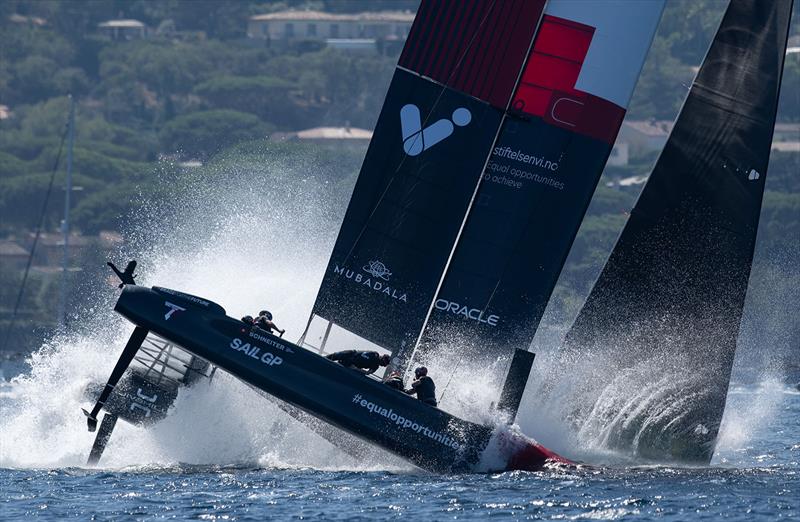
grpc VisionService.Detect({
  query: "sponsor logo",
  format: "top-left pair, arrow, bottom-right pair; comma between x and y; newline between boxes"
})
401,103 -> 471,156
164,301 -> 186,320
158,288 -> 210,307
492,146 -> 559,172
351,393 -> 462,450
362,260 -> 392,280
247,330 -> 294,353
333,264 -> 408,302
129,388 -> 158,417
434,298 -> 499,327
230,338 -> 283,366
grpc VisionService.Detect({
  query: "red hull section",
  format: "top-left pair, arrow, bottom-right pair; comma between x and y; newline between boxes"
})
488,427 -> 573,472
506,440 -> 572,471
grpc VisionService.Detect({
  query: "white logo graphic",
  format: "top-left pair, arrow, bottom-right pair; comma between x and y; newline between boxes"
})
230,338 -> 283,366
333,265 -> 408,302
434,298 -> 499,327
351,392 -> 461,450
130,388 -> 158,417
362,260 -> 392,280
748,169 -> 760,181
401,104 -> 471,156
164,301 -> 186,320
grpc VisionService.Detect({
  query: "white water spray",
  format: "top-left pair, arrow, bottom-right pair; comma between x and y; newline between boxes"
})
0,145 -> 404,471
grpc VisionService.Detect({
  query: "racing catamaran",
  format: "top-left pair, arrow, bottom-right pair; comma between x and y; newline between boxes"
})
83,0 -> 665,471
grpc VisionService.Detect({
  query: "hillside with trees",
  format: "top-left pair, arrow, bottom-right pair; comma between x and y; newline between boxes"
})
0,0 -> 798,356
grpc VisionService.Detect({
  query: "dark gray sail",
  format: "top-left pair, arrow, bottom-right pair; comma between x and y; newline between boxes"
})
549,0 -> 793,463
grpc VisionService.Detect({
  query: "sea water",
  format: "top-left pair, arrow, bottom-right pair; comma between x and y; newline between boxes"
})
1,385 -> 798,521
1,151 -> 798,520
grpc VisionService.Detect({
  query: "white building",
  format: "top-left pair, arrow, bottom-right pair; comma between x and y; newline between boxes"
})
271,126 -> 372,149
247,10 -> 414,48
98,19 -> 148,40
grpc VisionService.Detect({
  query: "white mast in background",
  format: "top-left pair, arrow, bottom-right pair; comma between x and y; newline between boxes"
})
59,95 -> 75,327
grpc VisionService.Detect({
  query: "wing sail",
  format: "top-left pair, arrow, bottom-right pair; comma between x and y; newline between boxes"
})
310,0 -> 547,352
553,0 -> 793,463
417,1 -> 665,360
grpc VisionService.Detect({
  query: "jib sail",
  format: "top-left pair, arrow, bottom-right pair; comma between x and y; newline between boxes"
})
416,1 -> 665,360
309,0 -> 548,352
552,0 -> 793,463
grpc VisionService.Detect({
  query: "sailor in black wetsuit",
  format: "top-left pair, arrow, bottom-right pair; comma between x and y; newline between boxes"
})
406,367 -> 437,407
384,371 -> 405,391
254,310 -> 285,337
326,350 -> 391,375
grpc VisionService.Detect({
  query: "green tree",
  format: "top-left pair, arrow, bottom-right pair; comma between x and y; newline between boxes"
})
159,109 -> 272,159
192,75 -> 295,125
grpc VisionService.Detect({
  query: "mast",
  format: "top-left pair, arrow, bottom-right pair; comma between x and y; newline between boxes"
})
59,95 -> 75,328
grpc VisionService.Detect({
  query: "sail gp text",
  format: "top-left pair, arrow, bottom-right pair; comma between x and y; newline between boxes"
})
229,338 -> 283,366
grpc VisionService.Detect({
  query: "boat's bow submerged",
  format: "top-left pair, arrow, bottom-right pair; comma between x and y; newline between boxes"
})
100,283 -> 569,472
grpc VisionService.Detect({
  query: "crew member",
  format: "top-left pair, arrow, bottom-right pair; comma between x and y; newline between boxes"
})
406,367 -> 437,407
254,310 -> 285,336
384,371 -> 405,391
326,350 -> 390,375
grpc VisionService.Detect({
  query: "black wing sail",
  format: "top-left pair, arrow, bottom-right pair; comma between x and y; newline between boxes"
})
310,0 -> 547,352
550,0 -> 793,463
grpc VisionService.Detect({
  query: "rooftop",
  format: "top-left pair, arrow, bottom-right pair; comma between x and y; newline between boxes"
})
9,14 -> 46,26
34,233 -> 94,247
98,19 -> 146,29
771,141 -> 800,152
250,10 -> 415,23
293,126 -> 373,140
623,120 -> 674,137
0,240 -> 29,257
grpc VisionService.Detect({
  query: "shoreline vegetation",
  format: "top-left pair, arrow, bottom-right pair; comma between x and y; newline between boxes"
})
1,0 -> 797,359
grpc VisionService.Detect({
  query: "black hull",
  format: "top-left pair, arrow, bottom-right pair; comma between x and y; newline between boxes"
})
113,285 -> 564,472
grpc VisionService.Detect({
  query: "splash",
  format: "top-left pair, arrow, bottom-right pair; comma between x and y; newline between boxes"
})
0,143 -> 406,471
519,318 -> 795,467
714,378 -> 789,466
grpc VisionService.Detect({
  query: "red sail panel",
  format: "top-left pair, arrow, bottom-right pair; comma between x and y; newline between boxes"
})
399,0 -> 547,109
416,1 -> 664,366
513,15 -> 625,144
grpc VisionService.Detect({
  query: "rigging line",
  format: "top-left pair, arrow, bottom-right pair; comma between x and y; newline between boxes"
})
0,112 -> 71,356
300,1 -> 499,342
436,341 -> 467,403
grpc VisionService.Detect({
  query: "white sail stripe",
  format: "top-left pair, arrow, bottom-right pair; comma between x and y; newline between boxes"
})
544,0 -> 665,108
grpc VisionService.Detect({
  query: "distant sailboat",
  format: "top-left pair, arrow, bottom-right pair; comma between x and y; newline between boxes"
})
543,0 -> 794,463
